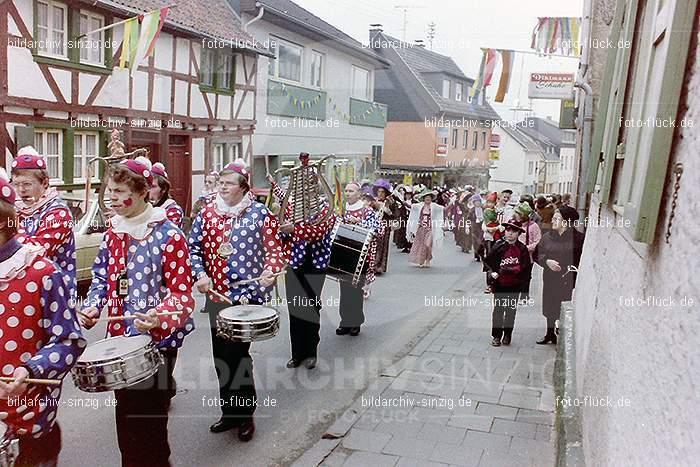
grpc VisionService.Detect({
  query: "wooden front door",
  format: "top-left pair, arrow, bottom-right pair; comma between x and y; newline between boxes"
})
166,135 -> 192,215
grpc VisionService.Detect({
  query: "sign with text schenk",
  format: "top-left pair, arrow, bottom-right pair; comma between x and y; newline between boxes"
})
528,73 -> 574,99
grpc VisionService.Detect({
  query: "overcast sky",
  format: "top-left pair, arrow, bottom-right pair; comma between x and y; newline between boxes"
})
294,0 -> 584,122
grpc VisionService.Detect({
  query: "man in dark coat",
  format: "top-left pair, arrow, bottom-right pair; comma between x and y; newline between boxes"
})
372,179 -> 400,274
535,206 -> 585,344
484,221 -> 533,346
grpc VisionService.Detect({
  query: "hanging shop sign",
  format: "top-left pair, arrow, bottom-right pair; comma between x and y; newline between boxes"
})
489,149 -> 500,161
490,134 -> 501,148
559,97 -> 576,129
528,72 -> 574,99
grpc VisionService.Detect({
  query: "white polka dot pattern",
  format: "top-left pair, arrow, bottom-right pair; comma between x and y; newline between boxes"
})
187,201 -> 284,303
83,220 -> 194,348
0,252 -> 85,439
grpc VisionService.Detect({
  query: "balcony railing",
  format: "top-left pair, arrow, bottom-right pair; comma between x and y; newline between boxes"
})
349,98 -> 387,128
267,79 -> 326,120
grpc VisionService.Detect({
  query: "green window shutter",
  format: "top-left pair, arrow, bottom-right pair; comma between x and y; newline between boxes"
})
620,0 -> 697,243
63,128 -> 74,184
14,125 -> 35,152
594,0 -> 640,203
586,0 -> 625,192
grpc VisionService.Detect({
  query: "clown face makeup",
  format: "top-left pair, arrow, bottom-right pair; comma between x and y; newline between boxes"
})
107,178 -> 148,218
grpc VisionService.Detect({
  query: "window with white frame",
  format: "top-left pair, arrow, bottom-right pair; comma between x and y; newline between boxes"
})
442,79 -> 450,98
528,161 -> 534,175
218,53 -> 234,90
463,129 -> 468,149
212,143 -> 226,172
270,37 -> 302,83
79,10 -> 105,65
472,131 -> 478,150
310,50 -> 324,88
37,0 -> 68,58
481,131 -> 486,150
351,65 -> 370,100
34,129 -> 62,181
228,143 -> 239,163
451,129 -> 458,148
73,132 -> 99,181
201,48 -> 215,86
456,83 -> 463,101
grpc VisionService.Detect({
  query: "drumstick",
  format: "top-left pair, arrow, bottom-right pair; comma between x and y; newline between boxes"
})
233,270 -> 286,286
208,289 -> 233,305
94,311 -> 183,322
0,376 -> 62,386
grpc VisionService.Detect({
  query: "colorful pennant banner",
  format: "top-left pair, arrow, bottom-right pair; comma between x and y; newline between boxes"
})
531,17 -> 581,56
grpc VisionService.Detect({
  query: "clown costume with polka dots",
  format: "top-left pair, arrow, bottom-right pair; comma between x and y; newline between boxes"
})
150,162 -> 185,229
188,160 -> 284,440
0,168 -> 86,466
11,146 -> 77,302
79,156 -> 194,466
266,153 -> 334,370
336,181 -> 380,337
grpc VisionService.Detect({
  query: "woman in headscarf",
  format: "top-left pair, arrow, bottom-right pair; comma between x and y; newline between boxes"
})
535,206 -> 584,344
407,188 -> 444,268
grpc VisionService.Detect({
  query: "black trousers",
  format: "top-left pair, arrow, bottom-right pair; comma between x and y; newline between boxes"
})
491,291 -> 520,339
338,279 -> 365,328
114,349 -> 178,467
285,254 -> 326,360
16,423 -> 61,467
206,298 -> 257,420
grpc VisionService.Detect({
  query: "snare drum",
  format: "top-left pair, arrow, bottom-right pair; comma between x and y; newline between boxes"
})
71,335 -> 163,393
216,305 -> 279,342
327,222 -> 375,286
0,422 -> 18,467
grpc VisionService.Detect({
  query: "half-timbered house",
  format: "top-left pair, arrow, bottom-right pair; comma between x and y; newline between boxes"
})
0,0 -> 266,214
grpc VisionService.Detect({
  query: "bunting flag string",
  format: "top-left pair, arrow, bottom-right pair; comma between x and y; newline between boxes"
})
469,49 -> 487,98
494,50 -> 512,103
276,82 -> 386,123
531,17 -> 581,56
116,7 -> 169,75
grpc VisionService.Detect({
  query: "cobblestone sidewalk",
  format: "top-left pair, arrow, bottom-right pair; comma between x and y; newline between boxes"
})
292,270 -> 556,467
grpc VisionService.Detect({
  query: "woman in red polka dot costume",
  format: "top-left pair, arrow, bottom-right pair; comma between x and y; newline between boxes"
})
0,168 -> 86,466
149,162 -> 185,229
78,156 -> 194,466
11,146 -> 77,303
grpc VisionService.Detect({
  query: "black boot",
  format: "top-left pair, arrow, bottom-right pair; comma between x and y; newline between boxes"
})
536,333 -> 557,345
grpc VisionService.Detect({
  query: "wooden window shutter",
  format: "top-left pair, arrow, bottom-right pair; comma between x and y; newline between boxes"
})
591,0 -> 640,203
14,125 -> 35,153
618,0 -> 697,243
586,0 -> 625,192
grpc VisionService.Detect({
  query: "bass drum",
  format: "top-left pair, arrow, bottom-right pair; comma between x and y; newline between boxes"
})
327,222 -> 374,286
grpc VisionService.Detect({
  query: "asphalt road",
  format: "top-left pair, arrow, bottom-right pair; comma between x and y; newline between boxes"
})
56,235 -> 480,467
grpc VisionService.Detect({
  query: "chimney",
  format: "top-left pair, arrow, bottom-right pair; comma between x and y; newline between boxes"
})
369,23 -> 383,45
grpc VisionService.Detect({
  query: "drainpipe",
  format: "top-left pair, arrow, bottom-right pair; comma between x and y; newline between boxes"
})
573,80 -> 593,222
243,2 -> 264,32
572,0 -> 594,221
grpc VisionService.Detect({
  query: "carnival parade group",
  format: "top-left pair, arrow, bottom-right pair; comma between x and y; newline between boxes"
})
0,144 -> 583,467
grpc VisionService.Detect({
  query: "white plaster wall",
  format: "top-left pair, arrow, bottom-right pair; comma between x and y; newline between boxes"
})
151,74 -> 171,113
245,16 -> 384,158
7,47 -> 55,101
488,130 -> 526,197
93,69 -> 129,108
131,70 -> 149,111
175,38 -> 190,74
14,0 -> 32,32
571,5 -> 700,464
154,35 -> 172,70
174,81 -> 189,115
78,74 -> 100,105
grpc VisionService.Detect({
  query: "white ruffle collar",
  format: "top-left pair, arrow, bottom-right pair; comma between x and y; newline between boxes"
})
215,192 -> 252,218
0,243 -> 44,281
111,204 -> 167,240
346,200 -> 364,212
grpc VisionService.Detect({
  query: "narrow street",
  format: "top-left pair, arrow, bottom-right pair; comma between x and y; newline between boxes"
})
57,236 -> 495,466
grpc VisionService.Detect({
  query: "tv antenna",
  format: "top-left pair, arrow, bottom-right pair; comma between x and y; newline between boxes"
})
427,22 -> 436,49
394,4 -> 427,42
